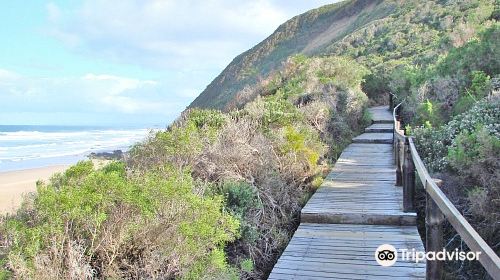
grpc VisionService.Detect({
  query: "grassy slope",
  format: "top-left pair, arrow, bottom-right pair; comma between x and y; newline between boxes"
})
189,0 -> 496,110
189,0 -> 388,110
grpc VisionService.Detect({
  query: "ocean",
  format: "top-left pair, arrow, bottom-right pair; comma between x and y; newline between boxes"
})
0,125 -> 155,172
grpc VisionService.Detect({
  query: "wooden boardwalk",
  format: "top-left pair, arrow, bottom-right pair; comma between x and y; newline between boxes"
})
269,106 -> 425,279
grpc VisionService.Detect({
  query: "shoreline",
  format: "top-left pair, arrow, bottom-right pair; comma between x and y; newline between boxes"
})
0,165 -> 69,214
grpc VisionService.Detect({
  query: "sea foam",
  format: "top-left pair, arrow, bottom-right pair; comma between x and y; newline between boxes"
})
0,126 -> 152,171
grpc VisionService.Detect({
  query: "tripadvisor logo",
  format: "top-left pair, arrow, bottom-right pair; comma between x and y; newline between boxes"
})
375,244 -> 397,266
374,244 -> 481,267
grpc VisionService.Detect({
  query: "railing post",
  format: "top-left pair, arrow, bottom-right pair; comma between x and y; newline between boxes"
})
389,93 -> 394,111
396,137 -> 404,186
403,137 -> 415,212
393,112 -> 397,165
426,179 -> 445,280
393,132 -> 397,164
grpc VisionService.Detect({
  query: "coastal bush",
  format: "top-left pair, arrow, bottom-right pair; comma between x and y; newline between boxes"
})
448,126 -> 500,188
442,126 -> 499,279
391,24 -> 499,127
416,99 -> 443,128
192,115 -> 317,278
361,73 -> 390,105
189,55 -> 369,278
128,123 -> 202,171
179,108 -> 227,132
278,125 -> 323,172
1,161 -> 239,279
315,56 -> 369,90
221,181 -> 260,245
413,95 -> 499,278
128,108 -> 228,172
244,96 -> 302,128
414,96 -> 500,171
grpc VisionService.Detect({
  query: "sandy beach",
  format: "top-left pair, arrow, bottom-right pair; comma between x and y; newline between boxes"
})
0,165 -> 69,214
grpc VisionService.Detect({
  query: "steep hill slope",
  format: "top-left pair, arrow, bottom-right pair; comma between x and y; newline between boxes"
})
189,0 -> 496,110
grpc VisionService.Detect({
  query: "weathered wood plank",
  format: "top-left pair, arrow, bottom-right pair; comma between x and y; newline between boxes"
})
365,123 -> 394,133
352,133 -> 393,144
269,223 -> 425,280
301,212 -> 416,225
369,106 -> 393,123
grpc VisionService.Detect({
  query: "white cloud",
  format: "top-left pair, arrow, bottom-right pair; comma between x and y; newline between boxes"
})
0,69 -> 20,81
0,69 -> 184,124
82,74 -> 157,96
45,0 -> 336,70
46,2 -> 61,22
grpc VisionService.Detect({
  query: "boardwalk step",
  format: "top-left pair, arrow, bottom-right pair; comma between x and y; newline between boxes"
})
372,119 -> 394,124
300,211 -> 417,226
365,123 -> 393,133
268,223 -> 426,280
352,133 -> 393,144
368,106 -> 393,124
301,179 -> 416,226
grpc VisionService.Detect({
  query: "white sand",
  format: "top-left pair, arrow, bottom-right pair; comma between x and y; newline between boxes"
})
0,165 -> 69,214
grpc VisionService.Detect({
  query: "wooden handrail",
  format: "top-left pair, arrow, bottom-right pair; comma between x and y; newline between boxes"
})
409,138 -> 500,279
391,97 -> 500,280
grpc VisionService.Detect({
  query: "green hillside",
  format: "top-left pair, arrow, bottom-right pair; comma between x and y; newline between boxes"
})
190,0 -> 496,110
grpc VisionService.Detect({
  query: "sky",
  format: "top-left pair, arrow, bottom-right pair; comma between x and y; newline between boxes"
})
0,0 -> 337,127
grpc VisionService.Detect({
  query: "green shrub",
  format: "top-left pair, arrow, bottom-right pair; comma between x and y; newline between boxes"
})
222,181 -> 261,217
453,71 -> 491,115
436,24 -> 500,78
361,109 -> 373,127
186,108 -> 227,130
221,181 -> 260,245
244,95 -> 304,128
361,73 -> 390,104
468,70 -> 491,97
453,94 -> 477,115
315,57 -> 369,90
413,96 -> 500,172
2,162 -> 239,279
413,126 -> 451,172
447,126 -> 500,181
280,125 -> 322,169
129,122 -> 205,170
290,54 -> 308,66
416,99 -> 443,127
0,259 -> 11,280
240,258 -> 254,273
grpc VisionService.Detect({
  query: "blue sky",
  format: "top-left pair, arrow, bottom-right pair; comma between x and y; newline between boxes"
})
0,0 -> 336,126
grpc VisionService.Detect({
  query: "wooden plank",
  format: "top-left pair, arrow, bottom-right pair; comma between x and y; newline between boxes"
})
274,259 -> 425,274
269,224 -> 425,280
369,106 -> 393,124
273,262 -> 425,277
300,212 -> 416,225
343,147 -> 393,153
278,256 -> 424,268
365,123 -> 394,133
352,133 -> 393,144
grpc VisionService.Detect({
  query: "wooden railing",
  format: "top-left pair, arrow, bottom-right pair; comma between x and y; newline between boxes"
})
391,99 -> 500,280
